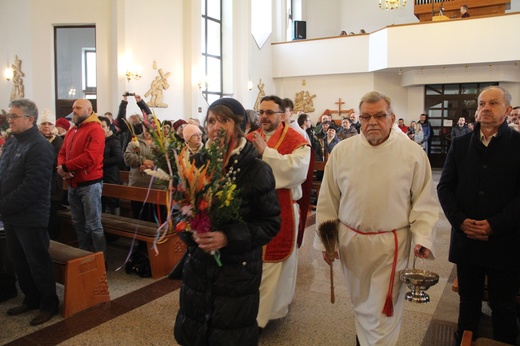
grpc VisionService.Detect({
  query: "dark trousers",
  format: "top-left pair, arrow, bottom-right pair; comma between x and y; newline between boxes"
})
130,201 -> 166,252
131,201 -> 166,224
47,201 -> 61,240
4,223 -> 59,313
0,232 -> 17,289
457,263 -> 520,344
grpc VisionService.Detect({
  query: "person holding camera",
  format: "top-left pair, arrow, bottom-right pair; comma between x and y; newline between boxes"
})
116,93 -> 152,169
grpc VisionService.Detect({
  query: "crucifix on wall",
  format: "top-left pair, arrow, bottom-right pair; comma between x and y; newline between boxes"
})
321,98 -> 354,121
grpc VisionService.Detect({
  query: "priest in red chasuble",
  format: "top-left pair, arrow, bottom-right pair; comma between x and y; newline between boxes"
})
246,95 -> 311,328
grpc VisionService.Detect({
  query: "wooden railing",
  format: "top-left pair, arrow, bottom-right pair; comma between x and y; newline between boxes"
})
414,0 -> 510,22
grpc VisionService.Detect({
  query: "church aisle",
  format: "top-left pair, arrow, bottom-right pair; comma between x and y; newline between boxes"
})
2,170 -> 469,346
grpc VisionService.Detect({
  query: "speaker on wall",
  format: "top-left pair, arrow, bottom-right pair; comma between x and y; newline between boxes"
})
293,20 -> 306,40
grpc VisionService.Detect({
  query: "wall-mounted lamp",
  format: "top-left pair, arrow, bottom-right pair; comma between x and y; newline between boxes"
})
198,76 -> 208,90
4,67 -> 13,81
248,80 -> 253,91
68,88 -> 76,97
125,67 -> 142,81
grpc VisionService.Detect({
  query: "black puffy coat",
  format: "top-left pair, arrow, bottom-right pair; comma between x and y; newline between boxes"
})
174,140 -> 281,346
49,135 -> 64,202
103,133 -> 122,184
0,126 -> 55,227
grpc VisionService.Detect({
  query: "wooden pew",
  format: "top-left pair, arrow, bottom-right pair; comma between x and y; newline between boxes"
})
49,240 -> 110,317
460,330 -> 473,346
58,183 -> 186,279
119,170 -> 129,185
310,161 -> 326,210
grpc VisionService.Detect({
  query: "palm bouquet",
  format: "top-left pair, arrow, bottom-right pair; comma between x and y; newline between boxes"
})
144,115 -> 242,266
0,109 -> 12,139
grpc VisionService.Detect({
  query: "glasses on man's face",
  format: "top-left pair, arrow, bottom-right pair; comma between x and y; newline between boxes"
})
7,114 -> 29,120
257,110 -> 284,116
359,113 -> 390,123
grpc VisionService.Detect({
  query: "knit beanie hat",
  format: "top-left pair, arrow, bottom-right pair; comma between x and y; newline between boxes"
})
208,98 -> 247,131
172,119 -> 188,132
38,109 -> 56,125
56,118 -> 71,131
183,124 -> 202,142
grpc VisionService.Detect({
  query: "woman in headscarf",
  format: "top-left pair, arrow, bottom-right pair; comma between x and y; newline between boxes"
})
173,98 -> 281,346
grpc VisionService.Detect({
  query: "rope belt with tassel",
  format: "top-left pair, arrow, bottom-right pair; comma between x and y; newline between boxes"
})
344,224 -> 398,317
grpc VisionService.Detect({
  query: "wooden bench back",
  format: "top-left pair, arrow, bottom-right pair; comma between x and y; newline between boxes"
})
102,183 -> 169,206
314,161 -> 326,172
63,180 -> 169,206
120,170 -> 129,184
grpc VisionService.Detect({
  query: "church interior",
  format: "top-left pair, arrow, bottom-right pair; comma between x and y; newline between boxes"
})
1,0 -> 520,345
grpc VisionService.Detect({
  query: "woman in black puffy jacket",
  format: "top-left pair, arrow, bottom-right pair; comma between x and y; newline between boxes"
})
174,98 -> 281,346
99,116 -> 122,214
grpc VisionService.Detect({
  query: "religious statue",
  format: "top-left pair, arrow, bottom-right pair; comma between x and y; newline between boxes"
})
294,90 -> 316,113
145,67 -> 171,108
10,55 -> 25,101
254,79 -> 266,111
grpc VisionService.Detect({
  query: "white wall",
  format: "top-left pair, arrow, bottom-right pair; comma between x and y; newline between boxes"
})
305,0 -> 341,38
117,0 -> 186,121
0,0 -> 31,108
273,14 -> 520,76
1,0 -> 519,127
0,0 -> 112,114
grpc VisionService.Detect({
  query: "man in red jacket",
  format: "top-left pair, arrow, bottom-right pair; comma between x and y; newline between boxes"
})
57,99 -> 106,255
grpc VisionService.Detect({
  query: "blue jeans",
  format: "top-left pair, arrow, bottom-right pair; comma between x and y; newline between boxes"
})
68,182 -> 106,254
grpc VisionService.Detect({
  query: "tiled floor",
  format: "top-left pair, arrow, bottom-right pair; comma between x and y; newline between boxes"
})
0,169 -> 501,345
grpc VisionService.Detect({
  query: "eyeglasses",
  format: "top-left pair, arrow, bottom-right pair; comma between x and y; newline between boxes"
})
6,114 -> 30,120
359,113 -> 390,123
257,110 -> 284,116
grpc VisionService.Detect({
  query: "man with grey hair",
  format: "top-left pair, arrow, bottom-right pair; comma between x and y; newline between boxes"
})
57,99 -> 106,255
0,99 -> 59,325
438,86 -> 520,345
314,91 -> 439,345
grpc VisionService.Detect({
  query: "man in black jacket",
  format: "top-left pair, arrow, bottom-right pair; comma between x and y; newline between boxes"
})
437,86 -> 520,345
0,99 -> 59,326
450,116 -> 470,140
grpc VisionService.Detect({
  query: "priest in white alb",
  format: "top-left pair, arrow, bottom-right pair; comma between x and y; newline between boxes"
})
314,91 -> 439,346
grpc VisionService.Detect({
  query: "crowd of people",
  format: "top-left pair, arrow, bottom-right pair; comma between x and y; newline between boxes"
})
1,86 -> 519,346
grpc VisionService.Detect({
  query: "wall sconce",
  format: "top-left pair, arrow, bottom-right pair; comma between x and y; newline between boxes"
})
4,67 -> 13,81
125,66 -> 142,81
68,88 -> 76,97
248,80 -> 253,91
198,76 -> 208,90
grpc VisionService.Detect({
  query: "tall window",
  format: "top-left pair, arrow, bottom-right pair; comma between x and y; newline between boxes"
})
83,48 -> 96,99
54,25 -> 97,118
286,0 -> 293,41
201,0 -> 223,104
424,82 -> 497,167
